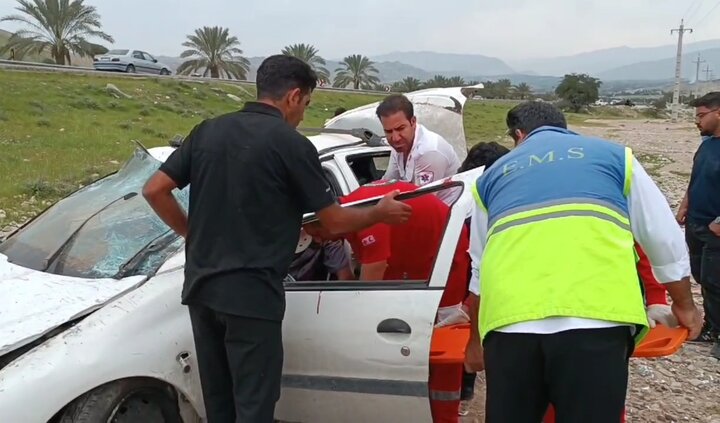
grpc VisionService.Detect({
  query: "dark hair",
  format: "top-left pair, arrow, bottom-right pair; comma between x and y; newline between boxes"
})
334,107 -> 347,117
506,101 -> 567,139
256,54 -> 317,101
460,142 -> 511,172
376,94 -> 414,120
689,92 -> 720,109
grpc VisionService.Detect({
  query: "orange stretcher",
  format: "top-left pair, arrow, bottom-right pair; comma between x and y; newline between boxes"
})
429,323 -> 689,364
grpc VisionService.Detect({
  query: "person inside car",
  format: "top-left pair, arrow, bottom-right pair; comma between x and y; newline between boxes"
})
288,234 -> 354,282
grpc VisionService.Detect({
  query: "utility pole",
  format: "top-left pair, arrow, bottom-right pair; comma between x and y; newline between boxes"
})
704,64 -> 712,81
694,54 -> 705,82
693,54 -> 705,97
671,19 -> 693,122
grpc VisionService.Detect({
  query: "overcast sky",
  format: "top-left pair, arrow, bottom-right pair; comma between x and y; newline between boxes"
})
1,0 -> 719,61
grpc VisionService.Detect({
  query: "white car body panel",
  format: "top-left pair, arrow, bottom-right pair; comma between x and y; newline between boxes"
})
276,171 -> 479,423
0,253 -> 147,356
0,261 -> 202,422
0,86 -> 482,422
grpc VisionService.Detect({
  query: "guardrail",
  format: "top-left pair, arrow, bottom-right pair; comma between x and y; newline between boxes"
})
0,59 -> 389,95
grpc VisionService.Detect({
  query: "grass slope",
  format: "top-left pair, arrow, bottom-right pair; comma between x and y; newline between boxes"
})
0,69 -> 635,228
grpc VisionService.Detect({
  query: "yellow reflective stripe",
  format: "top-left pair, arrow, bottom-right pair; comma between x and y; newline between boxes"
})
491,210 -> 631,237
471,182 -> 487,213
624,147 -> 633,197
489,203 -> 630,237
479,216 -> 648,341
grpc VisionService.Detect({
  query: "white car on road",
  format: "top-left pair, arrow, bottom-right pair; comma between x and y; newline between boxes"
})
0,87 -> 482,423
93,49 -> 172,75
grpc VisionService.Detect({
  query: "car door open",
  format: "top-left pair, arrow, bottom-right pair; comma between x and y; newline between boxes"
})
275,180 -> 474,423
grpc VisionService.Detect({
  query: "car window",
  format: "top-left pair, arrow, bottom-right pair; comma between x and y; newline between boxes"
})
0,148 -> 188,279
132,51 -> 144,60
322,168 -> 342,199
345,151 -> 391,186
285,185 -> 464,288
143,52 -> 155,62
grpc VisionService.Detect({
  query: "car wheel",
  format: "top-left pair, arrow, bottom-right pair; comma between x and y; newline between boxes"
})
126,64 -> 136,73
160,68 -> 170,76
59,378 -> 182,423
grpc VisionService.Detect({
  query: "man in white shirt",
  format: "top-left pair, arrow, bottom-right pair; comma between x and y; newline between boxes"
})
376,94 -> 461,199
463,101 -> 701,422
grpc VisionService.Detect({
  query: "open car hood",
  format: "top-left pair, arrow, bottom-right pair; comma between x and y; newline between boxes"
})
0,254 -> 146,357
323,86 -> 482,163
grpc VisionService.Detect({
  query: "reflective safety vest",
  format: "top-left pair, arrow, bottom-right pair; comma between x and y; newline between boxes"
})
473,126 -> 649,343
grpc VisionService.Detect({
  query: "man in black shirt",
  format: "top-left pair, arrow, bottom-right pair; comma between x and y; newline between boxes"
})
143,54 -> 412,422
677,91 -> 720,359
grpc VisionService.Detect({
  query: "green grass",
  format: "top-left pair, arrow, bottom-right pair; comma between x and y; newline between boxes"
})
0,69 -> 386,223
0,69 -> 649,227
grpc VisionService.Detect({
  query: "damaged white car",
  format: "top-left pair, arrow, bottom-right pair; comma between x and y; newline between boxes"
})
0,87 -> 482,423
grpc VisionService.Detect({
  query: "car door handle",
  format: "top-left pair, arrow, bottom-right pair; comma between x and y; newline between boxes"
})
377,318 -> 411,334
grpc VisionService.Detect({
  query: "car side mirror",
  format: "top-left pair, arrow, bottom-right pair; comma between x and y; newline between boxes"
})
153,59 -> 157,63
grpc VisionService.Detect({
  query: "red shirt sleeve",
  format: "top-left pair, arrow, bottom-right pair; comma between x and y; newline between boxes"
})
354,224 -> 391,264
635,242 -> 668,305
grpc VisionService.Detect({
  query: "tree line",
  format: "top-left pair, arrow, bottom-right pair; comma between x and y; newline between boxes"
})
0,0 -> 384,89
0,0 -> 605,105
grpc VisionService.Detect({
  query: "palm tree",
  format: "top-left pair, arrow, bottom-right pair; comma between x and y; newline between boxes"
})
393,76 -> 422,92
282,43 -> 330,82
424,75 -> 450,88
0,0 -> 113,65
447,76 -> 466,87
177,26 -> 250,79
333,54 -> 380,89
495,79 -> 513,99
514,82 -> 533,100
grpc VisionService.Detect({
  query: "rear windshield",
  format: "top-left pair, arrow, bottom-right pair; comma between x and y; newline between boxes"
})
107,49 -> 129,55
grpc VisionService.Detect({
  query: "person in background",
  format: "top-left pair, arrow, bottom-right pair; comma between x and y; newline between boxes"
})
464,101 -> 701,422
142,54 -> 412,423
676,91 -> 720,359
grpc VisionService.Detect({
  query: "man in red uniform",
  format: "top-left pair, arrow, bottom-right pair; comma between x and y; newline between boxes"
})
305,179 -> 469,423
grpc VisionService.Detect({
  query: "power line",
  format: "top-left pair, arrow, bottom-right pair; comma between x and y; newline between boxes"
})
671,19 -> 693,122
685,0 -> 704,20
695,0 -> 720,27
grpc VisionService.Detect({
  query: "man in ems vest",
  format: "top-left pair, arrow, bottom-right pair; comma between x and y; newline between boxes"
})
463,101 -> 702,422
377,94 -> 461,203
305,179 -> 469,423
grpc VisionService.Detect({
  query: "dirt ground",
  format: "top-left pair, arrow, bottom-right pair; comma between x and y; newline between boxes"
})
463,118 -> 720,423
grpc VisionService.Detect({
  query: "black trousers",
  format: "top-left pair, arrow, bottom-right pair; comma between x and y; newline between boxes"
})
483,327 -> 633,423
686,222 -> 720,332
188,304 -> 283,423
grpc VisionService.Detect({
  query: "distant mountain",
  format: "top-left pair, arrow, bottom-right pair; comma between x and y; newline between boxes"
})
371,51 -> 515,77
598,47 -> 720,81
510,39 -> 720,77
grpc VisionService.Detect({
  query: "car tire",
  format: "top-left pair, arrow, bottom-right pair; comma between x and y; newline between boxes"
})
59,378 -> 182,423
160,68 -> 170,76
126,64 -> 136,73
